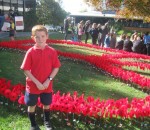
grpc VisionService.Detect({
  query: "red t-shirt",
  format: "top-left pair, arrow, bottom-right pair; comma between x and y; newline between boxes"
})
20,45 -> 61,94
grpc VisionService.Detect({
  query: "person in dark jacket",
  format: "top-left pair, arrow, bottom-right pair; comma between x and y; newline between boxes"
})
64,17 -> 71,40
123,35 -> 133,52
89,23 -> 99,45
132,36 -> 145,54
143,32 -> 150,55
115,34 -> 126,50
100,22 -> 110,47
83,20 -> 91,43
110,32 -> 117,49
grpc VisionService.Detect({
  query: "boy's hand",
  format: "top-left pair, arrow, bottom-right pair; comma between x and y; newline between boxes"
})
43,79 -> 50,89
36,82 -> 46,90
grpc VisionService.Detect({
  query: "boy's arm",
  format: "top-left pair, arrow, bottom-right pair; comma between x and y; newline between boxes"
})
24,70 -> 46,90
43,68 -> 59,89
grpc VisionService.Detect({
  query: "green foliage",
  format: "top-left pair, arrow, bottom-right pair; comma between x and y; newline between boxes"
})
24,9 -> 38,31
36,0 -> 68,25
84,0 -> 150,22
23,0 -> 68,31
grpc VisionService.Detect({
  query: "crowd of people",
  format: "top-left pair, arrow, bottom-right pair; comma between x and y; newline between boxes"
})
63,17 -> 150,56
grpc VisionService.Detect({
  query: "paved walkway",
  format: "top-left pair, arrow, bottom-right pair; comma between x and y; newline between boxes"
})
0,31 -> 31,39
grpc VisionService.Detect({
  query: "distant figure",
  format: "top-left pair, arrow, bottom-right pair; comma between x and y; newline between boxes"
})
131,31 -> 138,42
61,26 -> 64,33
9,18 -> 15,41
0,14 -> 9,31
143,32 -> 150,55
132,36 -> 145,54
97,23 -> 102,46
100,22 -> 110,47
109,31 -> 116,49
9,9 -> 15,18
64,17 -> 71,40
123,35 -> 133,52
115,34 -> 126,50
83,20 -> 91,43
104,32 -> 111,48
89,23 -> 99,45
70,22 -> 77,41
77,20 -> 84,42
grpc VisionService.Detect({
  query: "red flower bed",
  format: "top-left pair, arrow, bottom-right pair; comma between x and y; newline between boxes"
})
0,39 -> 150,119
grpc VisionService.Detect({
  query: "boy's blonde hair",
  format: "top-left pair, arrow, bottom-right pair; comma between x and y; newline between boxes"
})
31,25 -> 48,36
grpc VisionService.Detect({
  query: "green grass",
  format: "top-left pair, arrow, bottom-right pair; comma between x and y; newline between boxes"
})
0,49 -> 147,100
51,44 -> 108,55
49,32 -> 64,40
0,33 -> 149,129
117,29 -> 133,36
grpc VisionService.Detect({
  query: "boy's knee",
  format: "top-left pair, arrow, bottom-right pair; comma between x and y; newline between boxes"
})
43,105 -> 50,110
28,105 -> 36,112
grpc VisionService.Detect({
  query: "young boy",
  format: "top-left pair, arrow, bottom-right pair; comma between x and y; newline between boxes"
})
20,25 -> 61,130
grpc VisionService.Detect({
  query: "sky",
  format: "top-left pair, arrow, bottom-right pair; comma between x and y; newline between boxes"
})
61,0 -> 89,13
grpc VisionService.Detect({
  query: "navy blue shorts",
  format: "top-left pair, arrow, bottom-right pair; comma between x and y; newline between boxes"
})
24,91 -> 52,106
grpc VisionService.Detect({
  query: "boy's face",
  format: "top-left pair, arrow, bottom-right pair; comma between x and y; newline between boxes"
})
31,31 -> 48,46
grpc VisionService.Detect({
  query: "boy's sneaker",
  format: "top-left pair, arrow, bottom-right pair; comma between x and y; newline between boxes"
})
30,125 -> 41,130
44,121 -> 53,130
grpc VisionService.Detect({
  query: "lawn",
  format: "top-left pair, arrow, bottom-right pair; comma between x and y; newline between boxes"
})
0,32 -> 149,130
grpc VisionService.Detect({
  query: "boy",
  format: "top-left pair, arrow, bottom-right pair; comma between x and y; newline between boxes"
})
20,25 -> 61,130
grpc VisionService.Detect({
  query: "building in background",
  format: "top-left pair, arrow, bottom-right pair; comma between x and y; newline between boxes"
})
70,10 -> 150,32
0,0 -> 36,31
0,0 -> 36,16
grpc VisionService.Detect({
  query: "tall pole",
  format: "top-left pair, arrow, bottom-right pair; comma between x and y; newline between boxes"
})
17,0 -> 18,10
10,0 -> 11,9
23,0 -> 25,16
2,0 -> 4,14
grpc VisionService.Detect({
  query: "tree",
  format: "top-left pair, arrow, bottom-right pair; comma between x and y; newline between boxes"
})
84,0 -> 150,22
24,9 -> 38,31
36,0 -> 68,25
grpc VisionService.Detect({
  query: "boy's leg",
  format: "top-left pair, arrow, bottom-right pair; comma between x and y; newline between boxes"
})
28,106 -> 40,130
40,93 -> 52,130
25,91 -> 40,130
43,105 -> 52,130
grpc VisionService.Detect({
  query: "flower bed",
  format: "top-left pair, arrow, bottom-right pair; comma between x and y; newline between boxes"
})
0,39 -> 150,120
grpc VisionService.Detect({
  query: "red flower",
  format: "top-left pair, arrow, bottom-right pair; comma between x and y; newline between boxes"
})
18,95 -> 25,105
9,92 -> 18,102
4,89 -> 11,98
